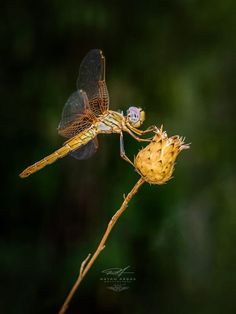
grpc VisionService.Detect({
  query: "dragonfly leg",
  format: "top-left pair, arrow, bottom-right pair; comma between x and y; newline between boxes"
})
129,124 -> 158,136
125,128 -> 153,142
141,125 -> 158,134
120,133 -> 135,166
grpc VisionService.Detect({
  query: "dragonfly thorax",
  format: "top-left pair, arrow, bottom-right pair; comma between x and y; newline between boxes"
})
126,106 -> 145,128
96,111 -> 124,133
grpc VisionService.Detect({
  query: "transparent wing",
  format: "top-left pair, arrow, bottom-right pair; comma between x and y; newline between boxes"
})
77,49 -> 109,115
58,49 -> 109,139
70,137 -> 98,160
58,90 -> 94,138
58,90 -> 86,130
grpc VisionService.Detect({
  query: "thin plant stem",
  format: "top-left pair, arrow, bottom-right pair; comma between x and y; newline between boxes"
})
58,177 -> 145,314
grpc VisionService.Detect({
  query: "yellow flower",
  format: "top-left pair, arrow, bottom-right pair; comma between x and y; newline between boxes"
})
134,126 -> 190,185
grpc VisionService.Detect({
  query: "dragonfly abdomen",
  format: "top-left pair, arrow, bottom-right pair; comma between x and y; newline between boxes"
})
19,126 -> 99,178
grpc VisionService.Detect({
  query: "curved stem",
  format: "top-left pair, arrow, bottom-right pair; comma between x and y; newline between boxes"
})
58,177 -> 145,314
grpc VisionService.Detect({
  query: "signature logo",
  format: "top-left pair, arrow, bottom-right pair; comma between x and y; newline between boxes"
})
100,265 -> 136,292
107,285 -> 129,292
102,266 -> 134,277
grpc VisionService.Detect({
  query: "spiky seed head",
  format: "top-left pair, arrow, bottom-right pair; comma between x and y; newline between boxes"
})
134,126 -> 190,185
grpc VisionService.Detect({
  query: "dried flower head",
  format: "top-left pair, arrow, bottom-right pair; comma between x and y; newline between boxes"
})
134,126 -> 190,185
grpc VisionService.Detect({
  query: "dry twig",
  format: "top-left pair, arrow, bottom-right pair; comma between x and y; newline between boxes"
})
58,177 -> 145,314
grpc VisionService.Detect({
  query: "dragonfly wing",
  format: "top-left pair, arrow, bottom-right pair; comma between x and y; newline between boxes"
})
70,137 -> 98,160
77,49 -> 109,115
58,90 -> 93,138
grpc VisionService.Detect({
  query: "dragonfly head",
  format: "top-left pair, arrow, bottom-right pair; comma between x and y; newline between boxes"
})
126,106 -> 145,128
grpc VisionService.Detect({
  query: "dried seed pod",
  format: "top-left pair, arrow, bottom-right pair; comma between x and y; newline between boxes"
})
134,127 -> 190,185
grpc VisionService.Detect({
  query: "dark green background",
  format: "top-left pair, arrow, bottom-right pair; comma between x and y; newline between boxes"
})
1,1 -> 236,313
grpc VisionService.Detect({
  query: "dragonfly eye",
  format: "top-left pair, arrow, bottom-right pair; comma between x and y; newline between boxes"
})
127,106 -> 144,128
127,106 -> 140,122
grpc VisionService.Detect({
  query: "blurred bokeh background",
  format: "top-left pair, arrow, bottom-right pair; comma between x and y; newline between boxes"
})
1,0 -> 236,313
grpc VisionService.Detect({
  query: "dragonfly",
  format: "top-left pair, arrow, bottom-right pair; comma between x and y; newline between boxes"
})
20,49 -> 155,178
